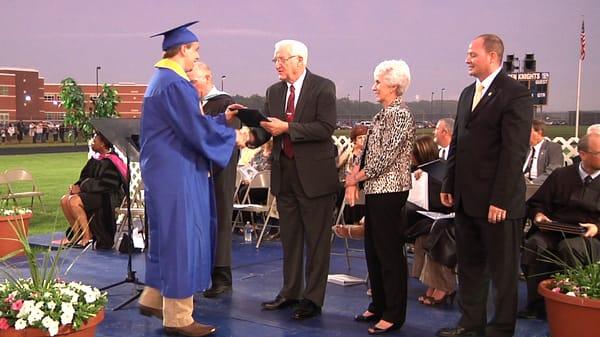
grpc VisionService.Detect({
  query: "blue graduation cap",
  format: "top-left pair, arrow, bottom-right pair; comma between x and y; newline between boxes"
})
150,21 -> 199,51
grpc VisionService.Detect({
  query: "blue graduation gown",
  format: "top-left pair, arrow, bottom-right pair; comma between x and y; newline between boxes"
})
140,60 -> 235,299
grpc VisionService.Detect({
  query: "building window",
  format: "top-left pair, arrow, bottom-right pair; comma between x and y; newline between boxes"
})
0,86 -> 9,96
0,112 -> 8,122
44,95 -> 55,102
45,112 -> 66,121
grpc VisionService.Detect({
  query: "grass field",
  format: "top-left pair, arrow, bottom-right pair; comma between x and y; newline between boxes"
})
1,152 -> 87,234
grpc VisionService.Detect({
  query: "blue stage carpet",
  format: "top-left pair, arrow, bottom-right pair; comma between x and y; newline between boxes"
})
3,233 -> 549,336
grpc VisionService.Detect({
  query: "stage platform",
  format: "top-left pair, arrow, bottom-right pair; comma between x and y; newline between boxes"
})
3,233 -> 550,336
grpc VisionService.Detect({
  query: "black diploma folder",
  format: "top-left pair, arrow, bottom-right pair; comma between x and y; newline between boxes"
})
536,221 -> 587,235
237,109 -> 268,127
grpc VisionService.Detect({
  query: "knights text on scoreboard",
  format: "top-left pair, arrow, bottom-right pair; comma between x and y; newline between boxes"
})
507,72 -> 550,105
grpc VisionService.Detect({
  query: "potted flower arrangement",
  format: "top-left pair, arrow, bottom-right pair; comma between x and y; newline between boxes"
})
0,206 -> 33,258
0,215 -> 107,336
537,247 -> 600,337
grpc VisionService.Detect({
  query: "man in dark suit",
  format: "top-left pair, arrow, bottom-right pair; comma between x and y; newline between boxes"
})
188,62 -> 240,298
523,119 -> 563,184
438,34 -> 533,337
248,39 -> 338,320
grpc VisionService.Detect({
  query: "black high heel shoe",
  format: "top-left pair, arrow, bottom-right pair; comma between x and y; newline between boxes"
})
368,323 -> 400,335
422,291 -> 456,306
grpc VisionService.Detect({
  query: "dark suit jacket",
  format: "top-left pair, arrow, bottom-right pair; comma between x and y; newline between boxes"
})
252,70 -> 338,198
442,70 -> 533,218
531,139 -> 564,184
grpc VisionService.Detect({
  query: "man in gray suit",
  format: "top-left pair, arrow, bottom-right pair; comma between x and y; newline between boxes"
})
523,119 -> 563,184
248,39 -> 338,320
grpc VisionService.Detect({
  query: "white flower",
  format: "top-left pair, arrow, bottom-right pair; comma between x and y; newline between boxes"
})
17,300 -> 36,318
61,302 -> 75,315
84,291 -> 98,303
43,316 -> 59,337
47,301 -> 56,310
566,291 -> 576,297
60,310 -> 74,325
27,307 -> 44,324
14,318 -> 27,330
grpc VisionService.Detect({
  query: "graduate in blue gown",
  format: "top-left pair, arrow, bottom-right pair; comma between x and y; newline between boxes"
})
137,21 -> 244,337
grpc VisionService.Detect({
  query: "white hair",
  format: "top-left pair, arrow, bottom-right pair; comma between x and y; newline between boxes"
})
275,39 -> 309,65
373,59 -> 411,96
587,124 -> 600,135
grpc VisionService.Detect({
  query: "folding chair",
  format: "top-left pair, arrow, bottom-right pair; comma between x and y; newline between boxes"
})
331,189 -> 366,270
255,197 -> 278,248
232,170 -> 273,241
0,173 -> 12,205
113,179 -> 145,250
3,169 -> 46,212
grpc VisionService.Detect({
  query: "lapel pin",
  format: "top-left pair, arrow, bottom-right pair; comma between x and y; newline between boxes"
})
487,92 -> 493,96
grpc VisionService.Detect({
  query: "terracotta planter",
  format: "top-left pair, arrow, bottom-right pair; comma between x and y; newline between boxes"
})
0,309 -> 104,337
538,279 -> 600,337
0,213 -> 32,258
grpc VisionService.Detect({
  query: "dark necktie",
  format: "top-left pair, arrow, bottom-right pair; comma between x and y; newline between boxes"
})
440,148 -> 446,160
282,85 -> 295,158
584,175 -> 593,186
524,147 -> 536,179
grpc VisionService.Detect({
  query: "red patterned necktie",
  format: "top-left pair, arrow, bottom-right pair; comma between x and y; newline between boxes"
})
282,85 -> 295,158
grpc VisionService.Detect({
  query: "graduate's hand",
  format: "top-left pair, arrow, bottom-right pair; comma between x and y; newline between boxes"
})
260,117 -> 289,136
534,212 -> 552,224
235,129 -> 248,149
225,103 -> 246,122
440,193 -> 454,207
580,223 -> 599,238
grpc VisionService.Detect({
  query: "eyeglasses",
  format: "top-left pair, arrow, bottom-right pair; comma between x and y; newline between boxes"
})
272,55 -> 299,64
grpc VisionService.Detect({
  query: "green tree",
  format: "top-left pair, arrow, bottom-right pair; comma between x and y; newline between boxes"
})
60,79 -> 121,144
93,84 -> 120,121
60,78 -> 86,144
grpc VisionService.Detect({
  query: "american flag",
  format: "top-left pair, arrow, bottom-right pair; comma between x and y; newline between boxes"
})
580,20 -> 586,60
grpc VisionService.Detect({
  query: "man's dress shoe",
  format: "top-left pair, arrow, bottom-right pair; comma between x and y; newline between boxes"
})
292,299 -> 321,320
436,326 -> 484,337
164,321 -> 216,337
139,304 -> 163,319
261,295 -> 299,310
203,284 -> 232,298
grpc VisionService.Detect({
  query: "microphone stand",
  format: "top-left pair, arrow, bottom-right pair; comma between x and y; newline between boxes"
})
100,139 -> 145,311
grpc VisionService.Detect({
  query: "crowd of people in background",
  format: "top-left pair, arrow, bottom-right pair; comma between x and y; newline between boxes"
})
0,120 -> 79,144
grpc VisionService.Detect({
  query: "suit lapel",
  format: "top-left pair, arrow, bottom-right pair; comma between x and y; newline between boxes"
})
273,82 -> 287,120
537,141 -> 547,172
468,73 -> 502,123
293,70 -> 312,122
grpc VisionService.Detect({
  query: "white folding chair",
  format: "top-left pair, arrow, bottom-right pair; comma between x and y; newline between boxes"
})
232,170 -> 273,241
113,179 -> 145,250
3,168 -> 46,212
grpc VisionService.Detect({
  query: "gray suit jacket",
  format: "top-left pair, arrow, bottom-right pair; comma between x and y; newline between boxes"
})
531,139 -> 564,184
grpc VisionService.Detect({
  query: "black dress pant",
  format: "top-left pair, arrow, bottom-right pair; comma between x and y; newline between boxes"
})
277,156 -> 335,306
454,211 -> 522,337
364,191 -> 408,325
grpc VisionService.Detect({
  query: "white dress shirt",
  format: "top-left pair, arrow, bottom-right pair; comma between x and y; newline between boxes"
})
285,69 -> 307,112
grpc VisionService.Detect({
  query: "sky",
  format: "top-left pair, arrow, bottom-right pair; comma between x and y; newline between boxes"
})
1,0 -> 598,112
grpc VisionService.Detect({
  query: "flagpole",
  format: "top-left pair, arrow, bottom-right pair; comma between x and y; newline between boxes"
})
575,57 -> 582,138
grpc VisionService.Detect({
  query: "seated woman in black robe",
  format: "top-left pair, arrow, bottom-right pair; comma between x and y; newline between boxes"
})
60,132 -> 126,249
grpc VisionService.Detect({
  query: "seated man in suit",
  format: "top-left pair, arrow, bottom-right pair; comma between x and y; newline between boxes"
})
433,118 -> 454,161
523,119 -> 563,184
520,132 -> 600,319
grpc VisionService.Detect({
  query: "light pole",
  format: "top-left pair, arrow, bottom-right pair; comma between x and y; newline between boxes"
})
221,75 -> 226,91
440,88 -> 446,117
95,66 -> 101,97
357,85 -> 363,126
430,91 -> 434,124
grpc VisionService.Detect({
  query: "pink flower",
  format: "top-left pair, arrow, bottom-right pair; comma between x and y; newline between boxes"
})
552,287 -> 561,293
0,318 -> 9,330
11,299 -> 24,311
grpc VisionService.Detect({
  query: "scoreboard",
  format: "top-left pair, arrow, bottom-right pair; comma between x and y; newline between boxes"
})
507,72 -> 550,105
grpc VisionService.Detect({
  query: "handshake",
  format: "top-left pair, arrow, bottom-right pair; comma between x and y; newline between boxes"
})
225,103 -> 251,148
